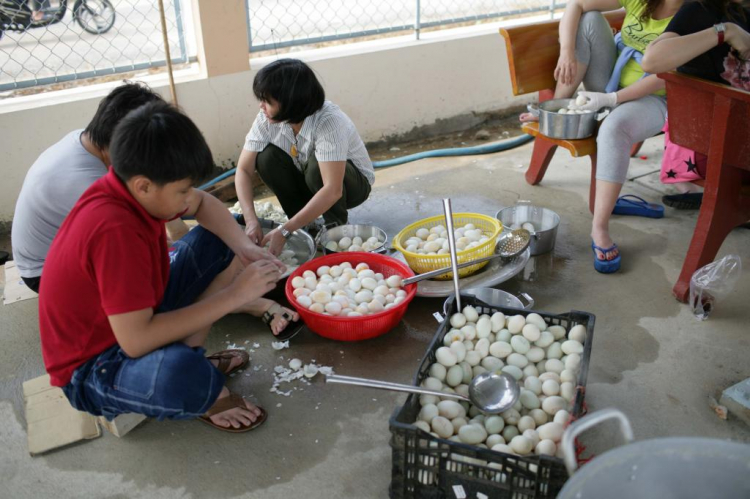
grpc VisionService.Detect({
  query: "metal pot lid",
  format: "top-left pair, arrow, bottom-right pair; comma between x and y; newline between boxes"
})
558,437 -> 750,499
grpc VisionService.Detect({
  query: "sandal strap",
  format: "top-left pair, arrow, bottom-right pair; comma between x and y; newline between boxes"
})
262,303 -> 293,325
591,242 -> 618,254
206,349 -> 250,375
617,195 -> 649,207
204,393 -> 246,417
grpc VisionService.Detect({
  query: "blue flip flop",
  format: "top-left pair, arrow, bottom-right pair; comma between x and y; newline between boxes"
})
592,242 -> 621,273
612,195 -> 664,219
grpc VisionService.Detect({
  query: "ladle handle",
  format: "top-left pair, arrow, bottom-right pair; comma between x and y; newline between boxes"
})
325,374 -> 469,403
443,199 -> 462,312
402,253 -> 502,285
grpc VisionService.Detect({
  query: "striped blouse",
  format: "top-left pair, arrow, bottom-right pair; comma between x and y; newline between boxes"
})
243,101 -> 375,185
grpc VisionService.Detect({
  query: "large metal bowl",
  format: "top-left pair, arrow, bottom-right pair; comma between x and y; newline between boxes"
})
527,98 -> 609,140
318,224 -> 388,254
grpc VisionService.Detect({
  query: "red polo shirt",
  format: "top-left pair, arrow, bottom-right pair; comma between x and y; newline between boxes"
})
39,169 -> 170,386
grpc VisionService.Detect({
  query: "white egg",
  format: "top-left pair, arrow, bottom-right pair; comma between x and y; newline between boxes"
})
542,379 -> 560,396
541,396 -> 568,416
297,295 -> 312,308
475,338 -> 490,358
560,382 -> 575,402
568,324 -> 587,343
554,410 -> 571,426
462,306 -> 479,323
416,228 -> 430,240
510,335 -> 531,354
355,290 -> 374,304
501,365 -> 523,380
445,365 -> 463,387
481,356 -> 504,372
502,425 -> 520,442
316,265 -> 331,277
530,408 -> 549,426
449,341 -> 467,363
548,325 -> 567,340
565,354 -> 581,371
435,347 -> 458,367
496,329 -> 512,342
291,276 -> 306,289
561,340 -> 584,355
293,287 -> 311,298
418,404 -> 439,423
325,241 -> 338,251
489,341 -> 512,359
449,313 -> 467,329
324,301 -> 342,315
506,353 -> 529,368
304,277 -> 318,290
348,278 -> 362,292
458,424 -> 488,445
507,315 -> 526,334
545,358 -> 565,374
536,439 -> 557,456
510,435 -> 533,455
537,422 -> 564,442
338,237 -> 352,250
546,343 -> 563,360
519,389 -> 541,410
309,303 -> 325,314
560,369 -> 577,383
311,290 -> 331,304
431,416 -> 454,438
360,277 -> 377,290
522,324 -> 541,342
329,265 -> 343,277
535,331 -> 555,348
386,275 -> 403,288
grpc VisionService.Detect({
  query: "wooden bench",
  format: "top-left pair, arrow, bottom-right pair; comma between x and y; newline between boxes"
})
500,11 -> 630,213
659,72 -> 750,302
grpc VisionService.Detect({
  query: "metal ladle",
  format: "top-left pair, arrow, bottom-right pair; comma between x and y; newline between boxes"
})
326,371 -> 520,414
402,229 -> 531,285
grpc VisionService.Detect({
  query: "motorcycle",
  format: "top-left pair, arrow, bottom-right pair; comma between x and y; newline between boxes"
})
0,0 -> 115,36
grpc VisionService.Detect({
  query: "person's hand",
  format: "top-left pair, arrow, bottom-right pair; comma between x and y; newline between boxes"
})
726,23 -> 750,61
554,50 -> 578,86
244,213 -> 263,246
231,260 -> 282,303
576,91 -> 618,111
261,228 -> 287,257
235,239 -> 286,273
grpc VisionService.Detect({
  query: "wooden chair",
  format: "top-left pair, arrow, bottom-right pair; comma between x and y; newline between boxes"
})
659,72 -> 750,302
500,11 -> 637,214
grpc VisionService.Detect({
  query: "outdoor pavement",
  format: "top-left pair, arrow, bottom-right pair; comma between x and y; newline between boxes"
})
1,135 -> 749,498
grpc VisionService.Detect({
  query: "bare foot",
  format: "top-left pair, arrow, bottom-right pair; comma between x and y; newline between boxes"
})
591,230 -> 619,261
519,112 -> 539,123
207,387 -> 262,429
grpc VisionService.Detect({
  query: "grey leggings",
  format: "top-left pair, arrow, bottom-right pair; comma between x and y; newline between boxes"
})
576,12 -> 667,185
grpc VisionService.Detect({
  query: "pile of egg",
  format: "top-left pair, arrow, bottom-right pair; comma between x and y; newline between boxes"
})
277,249 -> 299,269
412,306 -> 586,461
291,262 -> 407,317
557,94 -> 594,115
509,222 -> 537,232
403,223 -> 491,255
325,235 -> 385,253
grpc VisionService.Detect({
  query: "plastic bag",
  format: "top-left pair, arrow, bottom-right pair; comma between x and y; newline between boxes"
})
689,254 -> 742,320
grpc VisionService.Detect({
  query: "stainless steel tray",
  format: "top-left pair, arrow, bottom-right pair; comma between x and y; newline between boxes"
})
392,247 -> 530,298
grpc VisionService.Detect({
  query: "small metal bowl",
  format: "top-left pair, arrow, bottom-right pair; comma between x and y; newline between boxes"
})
318,224 -> 388,254
257,219 -> 315,278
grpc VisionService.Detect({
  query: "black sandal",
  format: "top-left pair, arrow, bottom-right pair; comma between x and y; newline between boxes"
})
262,303 -> 303,341
662,193 -> 703,210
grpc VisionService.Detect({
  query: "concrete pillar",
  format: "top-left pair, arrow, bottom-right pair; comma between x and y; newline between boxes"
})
191,0 -> 250,77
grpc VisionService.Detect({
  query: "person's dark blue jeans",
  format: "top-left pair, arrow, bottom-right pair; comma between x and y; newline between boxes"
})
62,226 -> 235,420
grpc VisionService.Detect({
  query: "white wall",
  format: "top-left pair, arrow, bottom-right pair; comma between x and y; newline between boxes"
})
0,23 -> 531,223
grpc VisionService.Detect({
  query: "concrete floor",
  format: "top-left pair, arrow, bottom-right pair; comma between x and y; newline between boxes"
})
1,136 -> 749,498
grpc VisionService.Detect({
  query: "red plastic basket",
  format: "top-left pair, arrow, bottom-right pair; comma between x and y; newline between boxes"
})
285,252 -> 418,341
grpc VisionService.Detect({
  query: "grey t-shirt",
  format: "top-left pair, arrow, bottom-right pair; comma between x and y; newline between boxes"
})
12,130 -> 106,278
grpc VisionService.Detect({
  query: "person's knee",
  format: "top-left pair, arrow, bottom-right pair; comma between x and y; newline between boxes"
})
255,145 -> 283,178
579,11 -> 605,29
154,344 -> 223,417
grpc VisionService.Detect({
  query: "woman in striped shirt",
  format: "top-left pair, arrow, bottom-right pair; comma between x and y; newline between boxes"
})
236,58 -> 375,256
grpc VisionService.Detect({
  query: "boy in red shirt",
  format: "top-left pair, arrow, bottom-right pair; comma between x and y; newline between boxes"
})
39,101 -> 284,432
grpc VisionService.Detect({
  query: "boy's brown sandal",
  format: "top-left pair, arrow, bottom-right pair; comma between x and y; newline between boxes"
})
206,349 -> 250,376
199,393 -> 267,433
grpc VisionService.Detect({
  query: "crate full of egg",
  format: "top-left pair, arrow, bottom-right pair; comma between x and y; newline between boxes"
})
389,296 -> 594,499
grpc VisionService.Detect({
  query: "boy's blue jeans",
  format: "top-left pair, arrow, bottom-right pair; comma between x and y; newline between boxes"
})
62,226 -> 235,421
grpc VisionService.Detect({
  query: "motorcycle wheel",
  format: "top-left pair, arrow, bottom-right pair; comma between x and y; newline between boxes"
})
73,0 -> 115,35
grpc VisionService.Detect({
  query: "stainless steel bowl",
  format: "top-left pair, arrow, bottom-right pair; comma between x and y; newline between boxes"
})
527,98 -> 609,140
496,202 -> 560,256
257,219 -> 315,277
318,224 -> 388,254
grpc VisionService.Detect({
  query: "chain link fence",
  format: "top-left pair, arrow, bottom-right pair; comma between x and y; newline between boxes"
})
247,0 -> 564,52
0,0 -> 194,92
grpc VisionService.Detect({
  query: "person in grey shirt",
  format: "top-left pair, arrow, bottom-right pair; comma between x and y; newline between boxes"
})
11,82 -> 166,293
237,58 -> 374,256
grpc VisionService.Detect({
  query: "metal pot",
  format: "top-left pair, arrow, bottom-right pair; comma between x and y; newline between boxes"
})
558,409 -> 750,499
317,224 -> 388,254
442,288 -> 534,316
496,202 -> 560,256
527,98 -> 609,140
257,219 -> 315,278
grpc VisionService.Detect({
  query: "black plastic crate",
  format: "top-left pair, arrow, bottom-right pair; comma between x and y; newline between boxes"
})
389,295 -> 595,498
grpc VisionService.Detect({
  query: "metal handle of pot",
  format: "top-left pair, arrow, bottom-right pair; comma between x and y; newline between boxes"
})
561,408 -> 634,476
596,108 -> 611,121
325,374 -> 469,403
516,292 -> 534,309
526,104 -> 540,117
